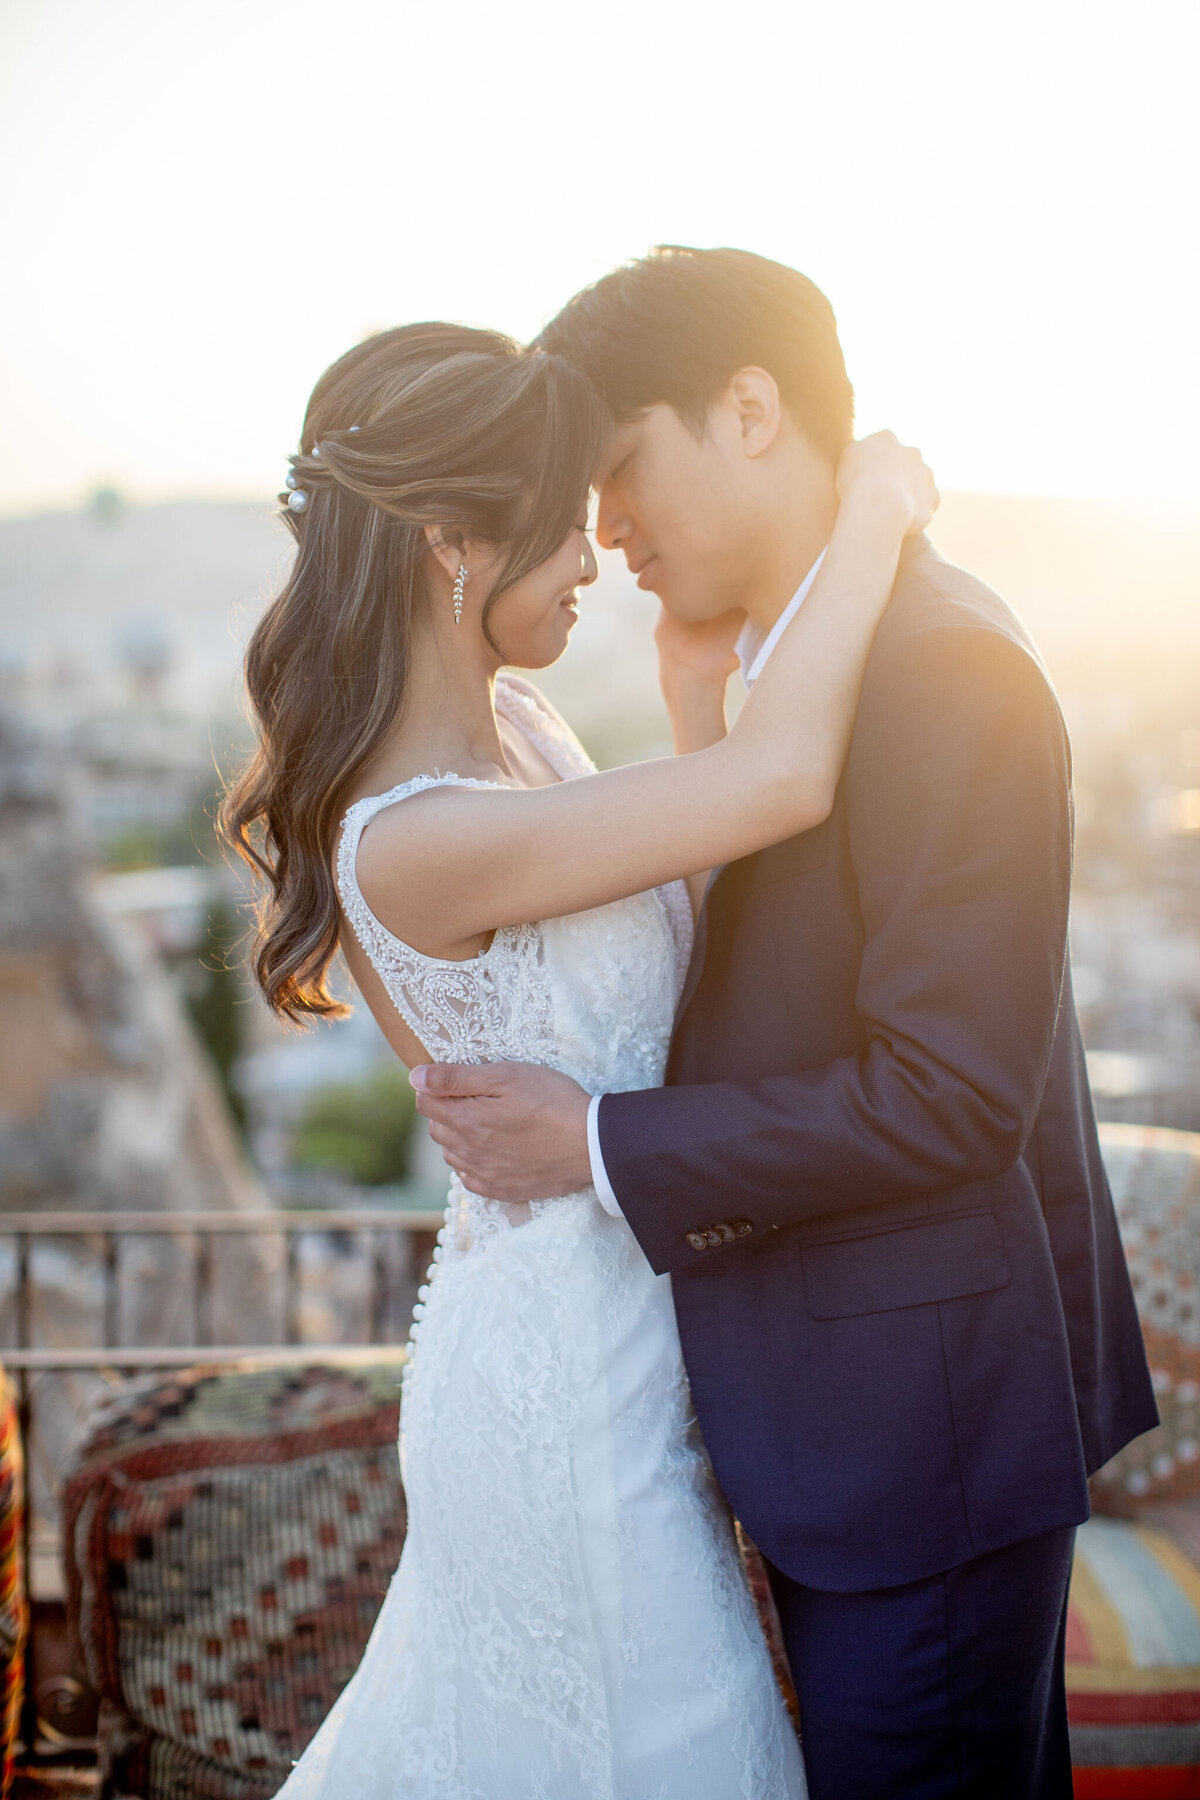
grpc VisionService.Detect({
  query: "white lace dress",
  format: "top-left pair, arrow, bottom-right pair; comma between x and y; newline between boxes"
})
275,674 -> 807,1800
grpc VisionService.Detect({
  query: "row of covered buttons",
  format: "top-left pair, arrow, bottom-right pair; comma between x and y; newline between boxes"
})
685,1219 -> 754,1252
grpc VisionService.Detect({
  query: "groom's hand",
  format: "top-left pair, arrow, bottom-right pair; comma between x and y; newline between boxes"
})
653,604 -> 744,690
409,1061 -> 593,1202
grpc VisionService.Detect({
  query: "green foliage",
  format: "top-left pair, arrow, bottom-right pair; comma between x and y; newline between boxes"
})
103,818 -> 201,871
292,1064 -> 418,1187
100,775 -> 227,871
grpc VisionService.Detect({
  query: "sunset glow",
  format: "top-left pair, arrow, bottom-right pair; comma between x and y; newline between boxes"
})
1,0 -> 1197,513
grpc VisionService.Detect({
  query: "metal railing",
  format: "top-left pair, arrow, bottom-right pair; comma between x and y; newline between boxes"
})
2,1207 -> 443,1361
2,1205 -> 443,1763
3,1202 -> 442,1452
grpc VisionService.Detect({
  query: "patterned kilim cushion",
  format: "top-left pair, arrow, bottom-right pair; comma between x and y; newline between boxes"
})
0,1368 -> 28,1800
1067,1506 -> 1200,1796
61,1355 -> 407,1800
1094,1125 -> 1200,1512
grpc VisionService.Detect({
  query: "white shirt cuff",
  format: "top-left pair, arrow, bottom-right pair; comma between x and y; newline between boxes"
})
587,1094 -> 624,1218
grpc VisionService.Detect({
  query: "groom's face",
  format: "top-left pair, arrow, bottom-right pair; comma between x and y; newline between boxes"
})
593,403 -> 752,622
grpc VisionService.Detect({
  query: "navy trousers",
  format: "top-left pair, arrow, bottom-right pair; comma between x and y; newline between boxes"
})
767,1526 -> 1077,1798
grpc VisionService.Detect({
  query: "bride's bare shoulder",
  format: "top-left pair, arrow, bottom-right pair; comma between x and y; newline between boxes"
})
346,777 -> 485,875
339,777 -> 499,961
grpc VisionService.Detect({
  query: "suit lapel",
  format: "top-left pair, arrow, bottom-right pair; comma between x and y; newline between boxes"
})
674,862 -> 727,1029
669,542 -> 932,1039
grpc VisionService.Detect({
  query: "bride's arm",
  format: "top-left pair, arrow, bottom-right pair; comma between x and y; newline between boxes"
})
360,435 -> 935,955
655,613 -> 740,915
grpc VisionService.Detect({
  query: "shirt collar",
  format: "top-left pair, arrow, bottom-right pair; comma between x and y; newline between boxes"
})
736,547 -> 829,686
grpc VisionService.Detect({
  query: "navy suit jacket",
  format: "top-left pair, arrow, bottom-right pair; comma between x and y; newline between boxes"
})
599,537 -> 1157,1594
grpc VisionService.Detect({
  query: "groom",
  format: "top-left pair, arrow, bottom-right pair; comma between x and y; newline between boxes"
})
411,247 -> 1157,1795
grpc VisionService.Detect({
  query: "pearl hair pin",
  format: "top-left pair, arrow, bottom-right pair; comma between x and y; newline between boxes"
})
283,427 -> 359,513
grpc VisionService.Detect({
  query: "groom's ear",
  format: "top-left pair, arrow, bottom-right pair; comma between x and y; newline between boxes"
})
725,366 -> 784,461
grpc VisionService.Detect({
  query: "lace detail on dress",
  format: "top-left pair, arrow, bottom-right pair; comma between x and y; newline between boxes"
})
657,877 -> 694,1001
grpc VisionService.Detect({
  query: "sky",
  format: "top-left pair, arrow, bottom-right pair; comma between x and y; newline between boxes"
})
2,0 -> 1198,515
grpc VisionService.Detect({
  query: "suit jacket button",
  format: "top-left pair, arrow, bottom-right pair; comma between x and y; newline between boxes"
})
702,1228 -> 724,1248
713,1222 -> 737,1242
732,1219 -> 754,1237
685,1230 -> 709,1251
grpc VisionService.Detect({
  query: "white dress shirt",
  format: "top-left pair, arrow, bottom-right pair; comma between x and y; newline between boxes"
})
588,549 -> 829,1218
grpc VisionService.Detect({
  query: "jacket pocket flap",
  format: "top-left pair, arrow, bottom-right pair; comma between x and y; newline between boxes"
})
801,1212 -> 1011,1320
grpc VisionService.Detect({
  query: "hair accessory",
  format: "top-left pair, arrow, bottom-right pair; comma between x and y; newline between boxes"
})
452,564 -> 467,626
285,473 -> 298,490
348,425 -> 361,433
287,489 -> 308,512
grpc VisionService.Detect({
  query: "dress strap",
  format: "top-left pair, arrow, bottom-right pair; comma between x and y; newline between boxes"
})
495,672 -> 596,782
336,774 -> 502,944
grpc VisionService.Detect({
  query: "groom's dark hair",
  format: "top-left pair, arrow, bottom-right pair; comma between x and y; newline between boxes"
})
534,246 -> 855,466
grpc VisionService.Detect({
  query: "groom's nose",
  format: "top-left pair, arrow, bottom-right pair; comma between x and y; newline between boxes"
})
595,481 -> 632,552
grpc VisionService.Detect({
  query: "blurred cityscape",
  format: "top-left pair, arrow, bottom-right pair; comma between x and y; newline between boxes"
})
1,486 -> 1197,1594
1,486 -> 1198,1236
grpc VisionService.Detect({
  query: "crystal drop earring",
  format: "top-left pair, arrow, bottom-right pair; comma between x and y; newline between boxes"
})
452,564 -> 467,626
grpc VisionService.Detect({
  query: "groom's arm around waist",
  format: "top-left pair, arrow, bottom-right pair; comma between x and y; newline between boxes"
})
600,623 -> 1073,1277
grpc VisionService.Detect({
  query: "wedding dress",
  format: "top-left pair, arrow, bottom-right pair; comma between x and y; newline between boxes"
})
275,673 -> 807,1800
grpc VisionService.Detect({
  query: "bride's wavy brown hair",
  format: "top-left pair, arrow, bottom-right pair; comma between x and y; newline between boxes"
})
220,323 -> 604,1024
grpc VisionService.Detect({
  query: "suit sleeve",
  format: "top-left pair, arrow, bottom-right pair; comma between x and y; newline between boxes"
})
599,624 -> 1074,1276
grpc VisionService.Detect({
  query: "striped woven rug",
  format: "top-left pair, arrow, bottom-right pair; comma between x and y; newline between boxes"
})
1069,1506 -> 1200,1796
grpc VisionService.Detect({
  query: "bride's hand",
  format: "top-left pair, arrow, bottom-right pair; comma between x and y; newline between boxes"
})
654,604 -> 745,691
837,431 -> 939,537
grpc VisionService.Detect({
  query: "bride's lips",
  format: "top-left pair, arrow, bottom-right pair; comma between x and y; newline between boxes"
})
631,555 -> 658,590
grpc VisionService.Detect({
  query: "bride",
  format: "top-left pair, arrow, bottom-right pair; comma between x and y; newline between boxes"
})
222,321 -> 935,1799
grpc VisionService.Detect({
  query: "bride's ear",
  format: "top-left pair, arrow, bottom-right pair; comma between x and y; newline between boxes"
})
423,524 -> 467,584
